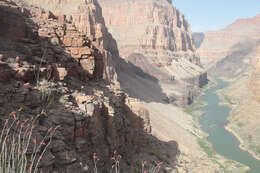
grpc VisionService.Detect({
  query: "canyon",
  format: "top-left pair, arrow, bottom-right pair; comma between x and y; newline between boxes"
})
0,0 -> 179,172
0,0 -> 253,172
98,0 -> 208,107
196,14 -> 260,163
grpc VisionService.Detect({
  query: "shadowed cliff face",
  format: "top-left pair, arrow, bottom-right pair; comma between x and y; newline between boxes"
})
23,0 -> 208,106
0,1 -> 179,172
192,32 -> 205,49
97,0 -> 208,106
24,0 -> 172,103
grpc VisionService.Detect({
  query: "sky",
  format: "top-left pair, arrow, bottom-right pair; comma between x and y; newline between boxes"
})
173,0 -> 260,32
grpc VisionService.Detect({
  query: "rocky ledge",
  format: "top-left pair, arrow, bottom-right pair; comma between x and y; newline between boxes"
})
0,0 -> 178,172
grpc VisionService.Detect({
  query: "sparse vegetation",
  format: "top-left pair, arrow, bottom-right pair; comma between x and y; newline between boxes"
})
0,108 -> 58,173
237,122 -> 244,128
92,151 -> 163,173
223,95 -> 233,105
12,0 -> 28,7
197,138 -> 215,158
249,144 -> 260,155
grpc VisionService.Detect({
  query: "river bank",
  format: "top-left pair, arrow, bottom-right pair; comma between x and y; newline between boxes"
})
197,78 -> 260,173
184,79 -> 251,173
217,85 -> 260,162
225,125 -> 260,161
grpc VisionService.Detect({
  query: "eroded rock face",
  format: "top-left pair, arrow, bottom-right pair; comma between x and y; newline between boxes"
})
99,0 -> 194,54
0,0 -> 179,172
97,0 -> 207,106
198,14 -> 260,68
24,0 -> 118,82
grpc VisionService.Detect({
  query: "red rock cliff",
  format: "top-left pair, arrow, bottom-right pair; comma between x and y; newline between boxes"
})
0,0 -> 179,172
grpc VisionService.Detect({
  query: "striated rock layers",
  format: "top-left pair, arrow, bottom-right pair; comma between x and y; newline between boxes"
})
97,0 -> 208,106
0,1 -> 178,172
198,14 -> 260,68
23,0 -> 208,105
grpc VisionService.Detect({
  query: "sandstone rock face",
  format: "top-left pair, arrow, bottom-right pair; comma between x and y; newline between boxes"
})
198,14 -> 260,68
98,0 -> 207,106
24,0 -> 118,82
99,0 -> 194,54
0,1 -> 179,172
23,0 -> 208,106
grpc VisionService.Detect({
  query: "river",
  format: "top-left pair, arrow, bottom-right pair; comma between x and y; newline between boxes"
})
199,79 -> 260,173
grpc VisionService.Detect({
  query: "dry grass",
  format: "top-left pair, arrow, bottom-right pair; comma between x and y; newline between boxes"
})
93,151 -> 163,173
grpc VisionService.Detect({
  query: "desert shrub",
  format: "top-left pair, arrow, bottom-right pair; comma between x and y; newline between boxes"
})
0,108 -> 58,173
93,151 -> 163,173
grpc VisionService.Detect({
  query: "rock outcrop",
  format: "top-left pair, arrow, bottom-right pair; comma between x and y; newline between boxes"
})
23,0 -> 208,106
98,0 -> 207,106
0,1 -> 179,172
24,0 -> 120,82
198,14 -> 260,68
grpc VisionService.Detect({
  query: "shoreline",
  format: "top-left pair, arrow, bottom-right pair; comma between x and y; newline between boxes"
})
217,84 -> 260,162
187,79 -> 250,172
225,124 -> 260,162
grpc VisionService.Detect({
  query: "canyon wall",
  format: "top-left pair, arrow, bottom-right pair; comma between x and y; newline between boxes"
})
0,0 -> 241,172
98,0 -> 207,106
0,0 -> 179,172
25,0 -> 208,106
99,0 -> 194,54
198,14 -> 260,68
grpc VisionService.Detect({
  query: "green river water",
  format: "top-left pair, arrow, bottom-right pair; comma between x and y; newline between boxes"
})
199,79 -> 260,173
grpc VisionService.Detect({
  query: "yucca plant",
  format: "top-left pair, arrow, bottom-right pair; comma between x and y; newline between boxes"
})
0,108 -> 58,173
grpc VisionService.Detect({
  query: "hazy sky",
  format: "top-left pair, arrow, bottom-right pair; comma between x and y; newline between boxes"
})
173,0 -> 260,32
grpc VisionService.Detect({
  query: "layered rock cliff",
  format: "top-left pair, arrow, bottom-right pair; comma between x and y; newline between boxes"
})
0,0 -> 179,172
98,0 -> 207,106
24,0 -> 208,106
99,0 -> 194,54
198,14 -> 260,68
